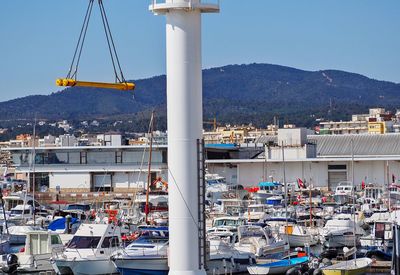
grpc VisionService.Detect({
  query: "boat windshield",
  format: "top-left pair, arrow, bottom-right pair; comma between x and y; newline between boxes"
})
10,209 -> 30,215
214,219 -> 243,227
67,236 -> 101,249
66,204 -> 90,212
132,236 -> 168,245
5,199 -> 24,211
101,236 -> 120,248
249,206 -> 264,212
239,228 -> 264,238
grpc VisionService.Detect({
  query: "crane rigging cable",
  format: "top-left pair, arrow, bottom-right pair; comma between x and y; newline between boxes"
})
56,0 -> 135,91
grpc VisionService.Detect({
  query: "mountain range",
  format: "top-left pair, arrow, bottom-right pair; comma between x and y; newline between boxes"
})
1,63 -> 399,135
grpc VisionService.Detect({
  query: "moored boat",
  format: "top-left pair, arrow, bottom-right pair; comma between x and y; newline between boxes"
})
52,223 -> 122,275
247,256 -> 309,275
321,257 -> 372,275
0,231 -> 64,273
281,224 -> 318,247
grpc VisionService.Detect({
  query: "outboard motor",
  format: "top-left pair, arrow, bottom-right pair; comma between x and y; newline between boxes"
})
1,254 -> 18,274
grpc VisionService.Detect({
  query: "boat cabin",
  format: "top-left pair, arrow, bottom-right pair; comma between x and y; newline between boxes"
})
65,224 -> 121,257
334,182 -> 354,196
212,216 -> 247,232
363,183 -> 384,202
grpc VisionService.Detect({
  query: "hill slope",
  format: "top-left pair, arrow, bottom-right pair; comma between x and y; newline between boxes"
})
1,63 -> 399,131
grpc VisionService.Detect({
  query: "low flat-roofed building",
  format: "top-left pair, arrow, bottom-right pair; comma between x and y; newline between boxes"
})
206,132 -> 400,192
6,145 -> 168,193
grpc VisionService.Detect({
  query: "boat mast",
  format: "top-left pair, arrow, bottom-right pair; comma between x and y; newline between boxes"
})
387,160 -> 391,213
351,138 -> 357,261
32,116 -> 37,226
145,111 -> 155,224
22,116 -> 37,224
309,162 -> 312,228
0,193 -> 8,235
282,141 -> 290,256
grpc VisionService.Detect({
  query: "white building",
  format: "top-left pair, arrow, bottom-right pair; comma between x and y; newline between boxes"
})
207,130 -> 400,191
6,129 -> 400,194
7,145 -> 168,193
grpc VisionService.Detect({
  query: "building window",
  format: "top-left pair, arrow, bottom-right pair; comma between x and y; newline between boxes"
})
115,151 -> 122,163
80,151 -> 87,164
87,151 -> 115,164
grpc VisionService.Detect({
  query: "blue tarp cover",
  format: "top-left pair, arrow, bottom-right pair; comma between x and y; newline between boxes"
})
258,181 -> 280,187
257,256 -> 309,267
48,217 -> 79,231
205,143 -> 237,148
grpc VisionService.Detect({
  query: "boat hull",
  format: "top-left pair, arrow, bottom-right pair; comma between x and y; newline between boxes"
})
118,267 -> 168,275
113,256 -> 252,275
247,265 -> 292,275
322,266 -> 368,275
321,258 -> 372,275
324,234 -> 359,248
113,257 -> 168,275
17,253 -> 54,273
285,234 -> 318,247
53,258 -> 118,275
247,257 -> 309,275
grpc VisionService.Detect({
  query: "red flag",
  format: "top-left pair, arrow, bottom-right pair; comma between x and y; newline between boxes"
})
297,178 -> 305,189
361,180 -> 365,190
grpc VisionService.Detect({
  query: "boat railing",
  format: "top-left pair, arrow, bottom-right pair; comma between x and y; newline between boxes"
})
120,242 -> 169,258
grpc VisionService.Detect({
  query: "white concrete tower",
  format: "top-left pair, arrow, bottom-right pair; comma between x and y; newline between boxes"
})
149,1 -> 219,275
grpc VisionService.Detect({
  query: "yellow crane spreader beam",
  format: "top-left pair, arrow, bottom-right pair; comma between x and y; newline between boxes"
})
56,78 -> 135,91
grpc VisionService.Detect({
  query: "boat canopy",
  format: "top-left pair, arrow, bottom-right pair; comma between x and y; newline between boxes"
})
258,181 -> 280,187
48,217 -> 79,231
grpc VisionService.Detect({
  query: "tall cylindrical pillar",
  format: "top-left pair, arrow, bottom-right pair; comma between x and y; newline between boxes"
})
150,1 -> 219,275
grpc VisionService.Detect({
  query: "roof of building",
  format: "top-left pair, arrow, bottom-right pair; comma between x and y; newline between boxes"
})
309,133 -> 400,156
255,135 -> 277,144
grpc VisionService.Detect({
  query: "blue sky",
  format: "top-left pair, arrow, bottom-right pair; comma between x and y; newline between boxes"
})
1,0 -> 399,101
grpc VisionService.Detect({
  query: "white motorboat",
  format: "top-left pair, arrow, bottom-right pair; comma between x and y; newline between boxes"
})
52,223 -> 122,275
8,225 -> 42,244
134,191 -> 168,212
360,220 -> 393,248
243,204 -> 267,222
206,178 -> 229,204
1,192 -> 42,214
234,225 -> 286,256
211,216 -> 247,232
8,205 -> 35,225
321,257 -> 372,275
360,183 -> 384,204
321,216 -> 364,248
281,224 -> 318,247
333,182 -> 353,204
112,228 -> 256,275
0,231 -> 64,273
254,182 -> 283,201
208,237 -> 256,274
389,184 -> 400,202
111,228 -> 169,275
